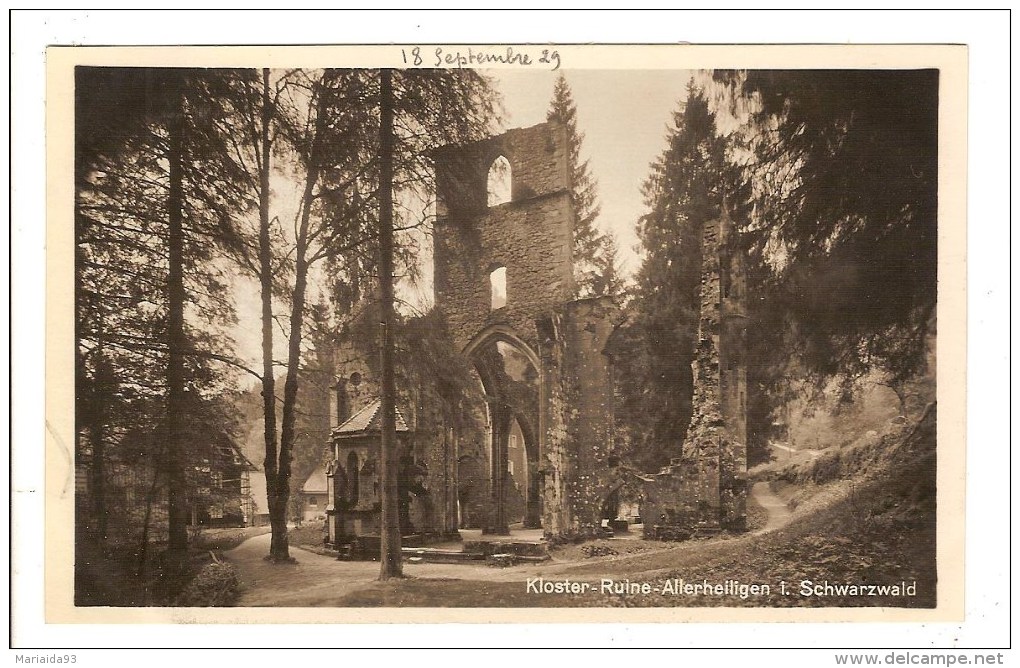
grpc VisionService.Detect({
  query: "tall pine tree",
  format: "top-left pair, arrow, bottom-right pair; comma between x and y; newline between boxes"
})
75,67 -> 255,581
713,69 -> 938,391
546,74 -> 614,298
618,82 -> 728,470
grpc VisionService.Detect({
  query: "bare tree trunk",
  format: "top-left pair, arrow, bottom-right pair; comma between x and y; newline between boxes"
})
271,249 -> 309,562
270,70 -> 330,562
88,345 -> 112,544
136,464 -> 162,579
165,82 -> 190,561
378,68 -> 402,579
255,68 -> 287,562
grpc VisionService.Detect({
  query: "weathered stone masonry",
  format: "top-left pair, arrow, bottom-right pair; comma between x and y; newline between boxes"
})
323,310 -> 470,551
641,206 -> 748,533
434,121 -> 619,537
434,122 -> 575,350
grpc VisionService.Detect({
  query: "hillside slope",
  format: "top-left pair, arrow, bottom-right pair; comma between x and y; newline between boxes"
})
588,403 -> 938,607
327,405 -> 938,608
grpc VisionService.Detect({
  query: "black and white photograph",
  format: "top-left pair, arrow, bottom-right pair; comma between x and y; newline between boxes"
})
57,47 -> 962,618
17,11 -> 1012,653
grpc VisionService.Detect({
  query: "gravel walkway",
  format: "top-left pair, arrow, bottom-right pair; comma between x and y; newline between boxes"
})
749,481 -> 793,532
226,488 -> 795,606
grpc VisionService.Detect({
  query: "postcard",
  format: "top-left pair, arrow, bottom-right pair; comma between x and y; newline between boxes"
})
44,43 -> 967,626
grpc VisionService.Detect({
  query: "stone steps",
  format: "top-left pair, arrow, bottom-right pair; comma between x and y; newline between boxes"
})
336,533 -> 551,565
462,540 -> 549,558
486,552 -> 551,567
402,541 -> 552,566
403,547 -> 486,564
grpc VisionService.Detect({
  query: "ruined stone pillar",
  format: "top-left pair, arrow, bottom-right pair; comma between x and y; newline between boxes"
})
485,404 -> 512,535
539,318 -> 571,536
524,457 -> 542,528
666,208 -> 749,530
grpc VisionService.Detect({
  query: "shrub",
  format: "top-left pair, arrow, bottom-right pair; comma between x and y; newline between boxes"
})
175,562 -> 239,607
581,545 -> 619,558
810,451 -> 843,483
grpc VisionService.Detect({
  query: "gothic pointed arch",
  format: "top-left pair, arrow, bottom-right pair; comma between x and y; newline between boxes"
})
486,154 -> 512,207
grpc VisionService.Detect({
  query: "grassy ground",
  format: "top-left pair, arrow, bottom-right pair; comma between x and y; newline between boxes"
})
549,534 -> 669,562
75,538 -> 167,606
335,577 -> 622,607
194,525 -> 272,552
287,521 -> 328,549
596,478 -> 935,608
333,475 -> 933,608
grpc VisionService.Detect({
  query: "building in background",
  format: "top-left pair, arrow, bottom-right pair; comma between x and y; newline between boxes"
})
299,465 -> 329,523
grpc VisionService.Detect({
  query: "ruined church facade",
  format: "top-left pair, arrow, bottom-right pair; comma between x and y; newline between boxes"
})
433,121 -> 619,537
323,121 -> 746,547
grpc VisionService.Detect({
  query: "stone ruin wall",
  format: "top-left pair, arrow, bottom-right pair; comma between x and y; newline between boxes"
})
327,313 -> 483,541
326,120 -> 746,542
434,122 -> 620,538
641,209 -> 748,534
434,122 -> 575,355
716,209 -> 749,528
557,297 -> 620,530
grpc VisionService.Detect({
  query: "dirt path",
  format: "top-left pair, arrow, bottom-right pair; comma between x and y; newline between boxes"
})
770,442 -> 821,459
750,480 -> 793,532
225,532 -> 555,605
227,488 -> 797,606
225,533 -> 382,606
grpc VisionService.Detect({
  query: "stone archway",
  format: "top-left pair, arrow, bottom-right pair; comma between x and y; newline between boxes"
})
513,412 -> 542,529
434,122 -> 623,538
466,331 -> 542,535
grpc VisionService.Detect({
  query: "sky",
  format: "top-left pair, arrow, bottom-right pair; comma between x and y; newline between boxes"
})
493,69 -> 692,276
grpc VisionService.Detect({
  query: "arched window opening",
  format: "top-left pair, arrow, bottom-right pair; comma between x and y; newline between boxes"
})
346,452 -> 360,504
487,155 -> 512,207
490,266 -> 507,310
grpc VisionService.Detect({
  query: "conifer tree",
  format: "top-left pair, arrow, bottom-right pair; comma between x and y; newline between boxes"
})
713,69 -> 938,391
546,74 -> 609,298
619,83 -> 727,470
75,67 -> 254,572
592,233 -> 624,299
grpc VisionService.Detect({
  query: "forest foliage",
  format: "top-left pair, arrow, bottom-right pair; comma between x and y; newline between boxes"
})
615,70 -> 938,470
74,66 -> 500,586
